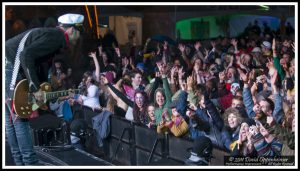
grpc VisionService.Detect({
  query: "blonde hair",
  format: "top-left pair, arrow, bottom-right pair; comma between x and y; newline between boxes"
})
106,95 -> 117,114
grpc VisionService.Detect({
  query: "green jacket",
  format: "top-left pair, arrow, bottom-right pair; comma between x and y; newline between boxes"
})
273,56 -> 285,82
154,77 -> 172,124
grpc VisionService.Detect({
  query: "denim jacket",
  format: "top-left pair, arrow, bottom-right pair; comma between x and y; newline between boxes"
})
243,87 -> 283,124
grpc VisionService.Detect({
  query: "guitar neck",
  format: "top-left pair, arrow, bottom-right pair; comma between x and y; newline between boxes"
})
45,89 -> 80,101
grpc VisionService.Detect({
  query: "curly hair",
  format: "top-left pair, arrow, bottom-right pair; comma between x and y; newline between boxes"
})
223,107 -> 243,127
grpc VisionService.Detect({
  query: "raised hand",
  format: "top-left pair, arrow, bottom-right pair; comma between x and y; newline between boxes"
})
266,57 -> 274,69
88,51 -> 97,58
267,116 -> 276,127
210,41 -> 216,48
127,57 -> 134,69
115,47 -> 121,57
155,71 -> 161,78
272,38 -> 276,51
146,38 -> 151,44
270,69 -> 278,86
188,103 -> 197,111
251,82 -> 258,93
156,61 -> 165,75
186,110 -> 195,118
163,41 -> 168,50
270,69 -> 279,93
101,75 -> 109,85
178,43 -> 185,53
249,125 -> 258,136
178,67 -> 185,79
180,80 -> 187,91
187,76 -> 194,91
204,48 -> 209,58
98,45 -> 103,56
170,66 -> 178,79
219,71 -> 226,83
238,68 -> 249,83
124,57 -> 130,66
230,38 -> 238,47
194,41 -> 201,50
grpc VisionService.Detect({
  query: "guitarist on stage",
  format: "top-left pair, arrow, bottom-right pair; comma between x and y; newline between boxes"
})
4,13 -> 84,165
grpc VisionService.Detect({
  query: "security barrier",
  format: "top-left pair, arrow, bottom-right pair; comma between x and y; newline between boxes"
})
81,106 -> 229,166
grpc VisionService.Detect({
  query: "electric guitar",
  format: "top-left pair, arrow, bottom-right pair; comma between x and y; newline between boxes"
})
13,79 -> 79,118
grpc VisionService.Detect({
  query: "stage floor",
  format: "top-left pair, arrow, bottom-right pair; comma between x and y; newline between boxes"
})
5,140 -> 113,166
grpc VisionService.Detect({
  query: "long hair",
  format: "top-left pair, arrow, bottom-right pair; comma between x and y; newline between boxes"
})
80,71 -> 95,96
51,59 -> 67,76
106,95 -> 117,114
132,90 -> 149,124
154,88 -> 166,108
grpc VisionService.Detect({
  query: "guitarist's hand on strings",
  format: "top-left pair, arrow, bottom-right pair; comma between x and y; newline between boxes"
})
33,89 -> 44,103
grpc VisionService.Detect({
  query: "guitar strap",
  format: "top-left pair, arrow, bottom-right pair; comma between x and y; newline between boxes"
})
9,30 -> 32,94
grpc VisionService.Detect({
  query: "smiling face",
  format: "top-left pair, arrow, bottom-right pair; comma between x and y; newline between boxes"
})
242,54 -> 251,66
135,93 -> 144,109
85,76 -> 92,86
232,99 -> 243,108
198,95 -> 205,108
228,113 -> 239,129
155,91 -> 165,108
132,73 -> 142,88
253,103 -> 262,114
259,100 -> 272,116
227,68 -> 236,80
147,105 -> 155,121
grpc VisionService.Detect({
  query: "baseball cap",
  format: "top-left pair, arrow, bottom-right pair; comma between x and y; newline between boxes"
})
58,13 -> 84,32
261,41 -> 271,49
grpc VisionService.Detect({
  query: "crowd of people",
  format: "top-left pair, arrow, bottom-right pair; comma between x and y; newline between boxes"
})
61,21 -> 295,164
5,10 -> 295,166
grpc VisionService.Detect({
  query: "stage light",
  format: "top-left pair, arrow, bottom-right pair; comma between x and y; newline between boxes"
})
259,5 -> 269,11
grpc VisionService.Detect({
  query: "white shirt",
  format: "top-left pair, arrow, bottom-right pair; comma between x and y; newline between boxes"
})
125,107 -> 134,121
80,84 -> 100,109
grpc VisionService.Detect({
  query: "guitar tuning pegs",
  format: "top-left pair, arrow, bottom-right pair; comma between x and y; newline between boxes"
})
23,112 -> 26,115
25,106 -> 29,110
21,107 -> 24,110
27,112 -> 31,115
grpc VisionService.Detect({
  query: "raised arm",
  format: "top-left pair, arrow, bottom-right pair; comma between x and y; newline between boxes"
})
88,51 -> 100,82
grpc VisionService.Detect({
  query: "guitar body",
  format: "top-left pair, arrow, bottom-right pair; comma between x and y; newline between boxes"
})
13,79 -> 52,118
